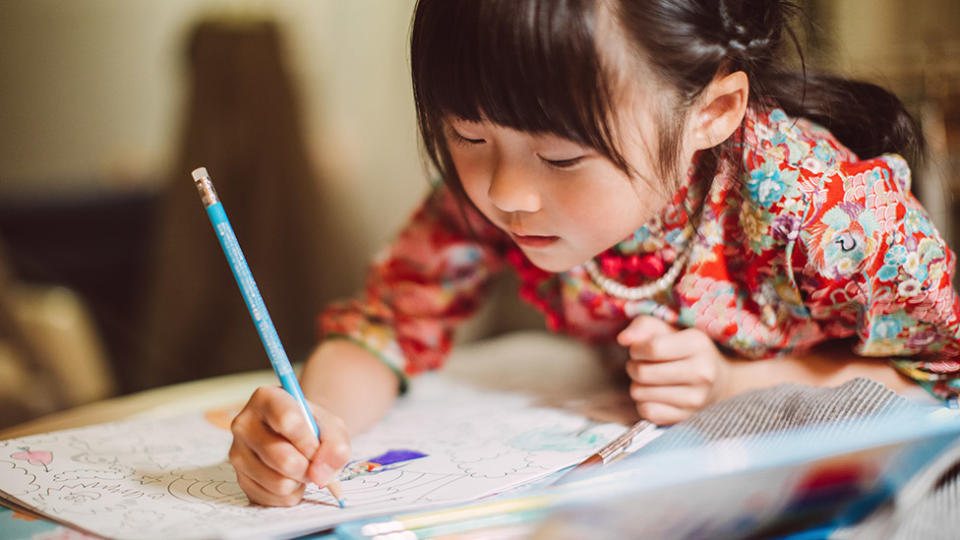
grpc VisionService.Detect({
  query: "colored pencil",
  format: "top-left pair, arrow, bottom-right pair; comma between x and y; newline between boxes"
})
191,166 -> 344,508
351,494 -> 553,538
557,420 -> 655,481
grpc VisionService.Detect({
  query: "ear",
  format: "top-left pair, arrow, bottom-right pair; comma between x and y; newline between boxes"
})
688,71 -> 749,151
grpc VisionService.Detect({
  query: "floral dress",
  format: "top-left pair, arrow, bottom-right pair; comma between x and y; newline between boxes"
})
320,108 -> 960,404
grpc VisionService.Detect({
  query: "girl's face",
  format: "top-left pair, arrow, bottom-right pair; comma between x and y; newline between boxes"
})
445,113 -> 675,273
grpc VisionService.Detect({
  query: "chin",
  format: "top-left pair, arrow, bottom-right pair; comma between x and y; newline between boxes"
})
519,251 -> 582,274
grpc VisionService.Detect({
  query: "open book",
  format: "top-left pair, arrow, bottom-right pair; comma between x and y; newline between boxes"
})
336,406 -> 960,539
0,374 -> 637,539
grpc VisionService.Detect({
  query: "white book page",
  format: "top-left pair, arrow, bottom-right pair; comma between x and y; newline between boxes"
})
0,374 -> 628,539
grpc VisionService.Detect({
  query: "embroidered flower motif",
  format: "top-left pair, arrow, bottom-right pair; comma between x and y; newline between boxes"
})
833,257 -> 856,278
905,207 -> 934,236
812,139 -> 836,164
754,119 -> 775,141
870,315 -> 903,339
877,264 -> 900,282
906,329 -> 938,349
802,156 -> 826,174
928,260 -> 946,286
741,204 -> 768,245
698,218 -> 722,245
918,237 -> 945,264
904,252 -> 928,282
898,279 -> 922,298
884,244 -> 908,266
770,214 -> 800,243
881,154 -> 912,193
747,162 -> 787,208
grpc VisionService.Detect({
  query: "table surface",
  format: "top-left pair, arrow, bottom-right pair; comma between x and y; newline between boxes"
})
0,331 -> 634,440
1,331 -> 949,539
0,331 -> 633,539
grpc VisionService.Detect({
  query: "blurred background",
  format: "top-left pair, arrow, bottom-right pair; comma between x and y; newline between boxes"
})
0,0 -> 958,429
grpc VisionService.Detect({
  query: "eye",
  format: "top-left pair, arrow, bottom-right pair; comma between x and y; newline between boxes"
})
539,155 -> 585,169
449,129 -> 485,146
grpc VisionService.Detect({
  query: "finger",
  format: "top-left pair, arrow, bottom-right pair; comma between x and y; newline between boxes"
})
629,328 -> 712,362
228,438 -> 306,498
251,386 -> 321,458
617,315 -> 675,346
235,468 -> 305,507
626,357 -> 700,386
232,388 -> 315,481
307,405 -> 352,486
635,401 -> 693,426
231,413 -> 312,482
629,382 -> 709,410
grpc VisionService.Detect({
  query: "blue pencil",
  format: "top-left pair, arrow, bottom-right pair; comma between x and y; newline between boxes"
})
191,166 -> 345,508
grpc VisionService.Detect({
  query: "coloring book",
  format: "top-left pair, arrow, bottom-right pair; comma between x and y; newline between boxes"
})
0,374 -> 633,539
335,407 -> 960,539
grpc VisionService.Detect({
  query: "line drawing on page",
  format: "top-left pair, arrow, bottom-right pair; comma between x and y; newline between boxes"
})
0,376 -> 624,539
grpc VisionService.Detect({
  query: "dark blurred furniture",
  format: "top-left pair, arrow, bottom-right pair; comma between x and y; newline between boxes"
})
0,188 -> 159,394
136,19 -> 328,392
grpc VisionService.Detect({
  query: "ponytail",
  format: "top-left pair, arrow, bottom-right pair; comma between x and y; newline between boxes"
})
615,0 -> 925,167
762,71 -> 924,166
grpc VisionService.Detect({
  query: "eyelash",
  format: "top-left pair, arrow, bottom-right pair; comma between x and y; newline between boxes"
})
449,129 -> 584,169
450,130 -> 485,146
539,156 -> 584,169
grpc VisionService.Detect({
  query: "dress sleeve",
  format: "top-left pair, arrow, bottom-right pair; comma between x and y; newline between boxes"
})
319,185 -> 508,390
795,154 -> 960,404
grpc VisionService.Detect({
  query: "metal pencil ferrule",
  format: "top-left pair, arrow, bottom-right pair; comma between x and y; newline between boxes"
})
194,177 -> 220,207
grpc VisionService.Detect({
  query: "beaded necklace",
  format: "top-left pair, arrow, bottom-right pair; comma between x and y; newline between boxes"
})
583,224 -> 694,301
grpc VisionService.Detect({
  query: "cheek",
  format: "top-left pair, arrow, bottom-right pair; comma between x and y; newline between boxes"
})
458,174 -> 492,219
449,153 -> 489,204
554,180 -> 650,232
567,185 -> 669,257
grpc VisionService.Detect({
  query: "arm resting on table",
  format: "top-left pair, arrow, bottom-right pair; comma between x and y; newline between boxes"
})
721,341 -> 916,402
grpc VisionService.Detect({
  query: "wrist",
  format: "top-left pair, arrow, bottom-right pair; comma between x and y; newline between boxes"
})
715,353 -> 751,402
717,354 -> 793,402
717,345 -> 918,402
301,340 -> 401,434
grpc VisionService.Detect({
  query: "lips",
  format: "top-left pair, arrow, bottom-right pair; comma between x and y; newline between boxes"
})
511,233 -> 560,248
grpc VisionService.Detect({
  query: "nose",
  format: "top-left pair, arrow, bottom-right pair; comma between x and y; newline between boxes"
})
487,161 -> 540,214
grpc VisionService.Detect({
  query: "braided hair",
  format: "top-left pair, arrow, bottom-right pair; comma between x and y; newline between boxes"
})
614,0 -> 924,173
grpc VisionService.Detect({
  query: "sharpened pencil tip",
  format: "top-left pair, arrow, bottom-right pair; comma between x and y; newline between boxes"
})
326,480 -> 345,508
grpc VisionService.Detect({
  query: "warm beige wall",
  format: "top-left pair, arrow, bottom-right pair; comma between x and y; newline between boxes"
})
0,0 -> 426,289
826,0 -> 960,77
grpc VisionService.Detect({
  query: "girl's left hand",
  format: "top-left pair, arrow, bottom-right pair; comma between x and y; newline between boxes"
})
617,315 -> 732,425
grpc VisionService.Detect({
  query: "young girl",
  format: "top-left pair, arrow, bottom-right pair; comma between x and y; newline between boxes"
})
228,0 -> 960,506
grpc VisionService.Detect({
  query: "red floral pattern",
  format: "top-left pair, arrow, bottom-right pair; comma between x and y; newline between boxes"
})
320,108 -> 960,404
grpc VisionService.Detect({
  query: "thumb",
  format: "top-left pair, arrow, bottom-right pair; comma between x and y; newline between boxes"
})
617,315 -> 675,345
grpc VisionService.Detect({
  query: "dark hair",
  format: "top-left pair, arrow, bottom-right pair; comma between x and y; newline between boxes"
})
411,0 -> 924,191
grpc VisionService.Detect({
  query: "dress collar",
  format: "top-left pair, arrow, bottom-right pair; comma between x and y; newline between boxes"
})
608,151 -> 709,258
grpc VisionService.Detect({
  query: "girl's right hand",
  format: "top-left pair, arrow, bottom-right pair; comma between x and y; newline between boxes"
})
228,385 -> 351,507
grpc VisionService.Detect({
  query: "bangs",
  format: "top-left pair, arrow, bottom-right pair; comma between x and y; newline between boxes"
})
411,0 -> 628,177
